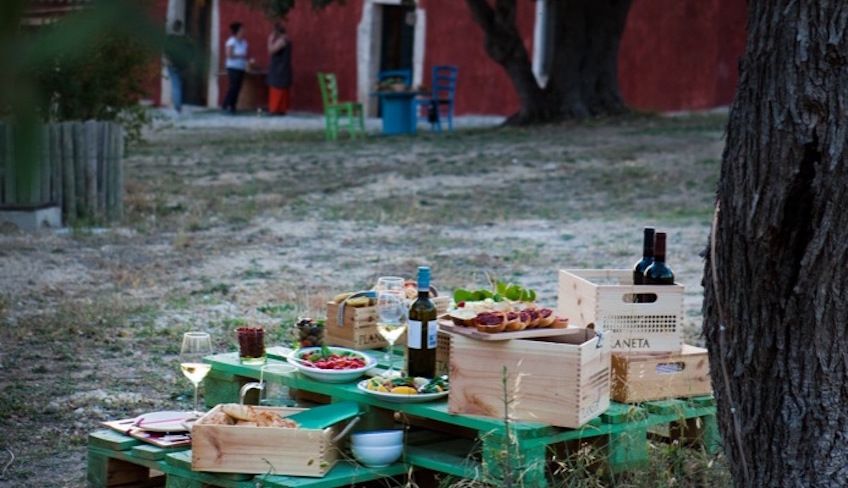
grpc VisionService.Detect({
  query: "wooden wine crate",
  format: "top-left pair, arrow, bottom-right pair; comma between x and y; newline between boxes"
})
191,405 -> 338,476
435,330 -> 451,377
557,269 -> 684,353
447,328 -> 610,429
611,344 -> 712,403
325,301 -> 388,349
432,296 -> 450,316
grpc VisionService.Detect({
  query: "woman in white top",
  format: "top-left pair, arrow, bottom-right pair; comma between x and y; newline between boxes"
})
222,22 -> 249,114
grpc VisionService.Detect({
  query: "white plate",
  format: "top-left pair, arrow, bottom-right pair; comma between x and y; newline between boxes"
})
288,347 -> 377,383
357,380 -> 449,403
134,411 -> 196,432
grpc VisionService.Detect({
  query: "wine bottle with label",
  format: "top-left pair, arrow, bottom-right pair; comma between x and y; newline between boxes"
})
407,266 -> 438,378
644,232 -> 675,285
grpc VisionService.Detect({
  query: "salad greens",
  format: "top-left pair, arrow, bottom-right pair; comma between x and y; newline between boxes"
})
453,280 -> 536,304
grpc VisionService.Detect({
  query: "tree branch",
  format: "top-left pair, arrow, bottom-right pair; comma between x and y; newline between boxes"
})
464,0 -> 496,32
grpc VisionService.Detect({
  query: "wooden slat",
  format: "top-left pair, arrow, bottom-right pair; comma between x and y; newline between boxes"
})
0,121 -> 6,204
89,429 -> 141,451
4,123 -> 15,204
73,122 -> 86,217
642,399 -> 688,416
39,125 -> 50,204
84,120 -> 98,219
100,121 -> 106,216
114,124 -> 124,219
105,122 -> 114,219
61,123 -> 76,222
50,124 -> 61,205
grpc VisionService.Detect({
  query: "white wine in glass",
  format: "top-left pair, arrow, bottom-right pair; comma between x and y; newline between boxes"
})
181,362 -> 212,385
377,291 -> 406,373
376,323 -> 407,345
180,332 -> 213,414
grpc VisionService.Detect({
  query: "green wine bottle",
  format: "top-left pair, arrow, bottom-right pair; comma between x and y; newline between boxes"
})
644,232 -> 675,285
407,266 -> 438,378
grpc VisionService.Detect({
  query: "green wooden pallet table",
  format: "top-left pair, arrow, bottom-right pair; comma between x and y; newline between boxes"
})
203,351 -> 721,488
87,429 -> 408,488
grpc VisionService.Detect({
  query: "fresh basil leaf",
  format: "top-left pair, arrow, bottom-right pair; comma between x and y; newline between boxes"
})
495,281 -> 508,295
528,289 -> 537,302
492,293 -> 504,302
505,284 -> 522,301
453,288 -> 474,303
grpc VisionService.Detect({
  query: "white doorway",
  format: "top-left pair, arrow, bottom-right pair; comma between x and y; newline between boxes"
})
357,0 -> 426,116
162,0 -> 219,109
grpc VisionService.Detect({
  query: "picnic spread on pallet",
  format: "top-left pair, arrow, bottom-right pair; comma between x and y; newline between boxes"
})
88,228 -> 720,488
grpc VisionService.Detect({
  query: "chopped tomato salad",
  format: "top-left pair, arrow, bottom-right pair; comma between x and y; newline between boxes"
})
302,352 -> 367,370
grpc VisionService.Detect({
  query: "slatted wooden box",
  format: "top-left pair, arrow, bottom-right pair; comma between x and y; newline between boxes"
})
447,328 -> 610,429
325,301 -> 388,349
611,344 -> 712,403
557,269 -> 684,353
191,405 -> 338,476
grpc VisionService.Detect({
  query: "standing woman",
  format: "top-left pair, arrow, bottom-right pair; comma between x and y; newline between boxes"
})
222,22 -> 248,114
267,22 -> 292,115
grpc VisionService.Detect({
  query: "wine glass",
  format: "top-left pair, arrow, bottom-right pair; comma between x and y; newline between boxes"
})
375,276 -> 405,293
376,290 -> 407,374
180,332 -> 213,415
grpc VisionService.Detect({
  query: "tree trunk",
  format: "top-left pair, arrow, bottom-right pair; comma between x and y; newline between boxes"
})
547,0 -> 632,118
703,1 -> 848,487
464,0 -> 632,125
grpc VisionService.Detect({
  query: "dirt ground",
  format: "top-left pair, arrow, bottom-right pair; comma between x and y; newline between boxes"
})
0,113 -> 727,487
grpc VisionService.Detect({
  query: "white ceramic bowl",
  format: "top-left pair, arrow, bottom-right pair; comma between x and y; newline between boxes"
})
351,430 -> 404,447
287,347 -> 376,383
351,444 -> 404,467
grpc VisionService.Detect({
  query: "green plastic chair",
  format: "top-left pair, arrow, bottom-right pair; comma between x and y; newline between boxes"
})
317,72 -> 365,141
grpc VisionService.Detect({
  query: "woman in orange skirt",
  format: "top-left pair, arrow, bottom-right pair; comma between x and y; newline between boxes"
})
267,22 -> 292,115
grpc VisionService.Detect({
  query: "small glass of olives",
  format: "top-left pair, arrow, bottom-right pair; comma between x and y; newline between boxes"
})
295,317 -> 325,348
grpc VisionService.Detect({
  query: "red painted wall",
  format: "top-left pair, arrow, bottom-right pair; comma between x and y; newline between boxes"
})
618,0 -> 747,111
281,1 -> 361,111
145,0 -> 746,115
419,0 -> 535,115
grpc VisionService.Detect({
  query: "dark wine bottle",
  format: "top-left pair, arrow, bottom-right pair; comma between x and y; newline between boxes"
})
407,266 -> 438,378
633,226 -> 655,286
644,232 -> 675,285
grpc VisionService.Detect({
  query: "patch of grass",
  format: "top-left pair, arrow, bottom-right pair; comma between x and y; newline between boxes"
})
191,282 -> 231,296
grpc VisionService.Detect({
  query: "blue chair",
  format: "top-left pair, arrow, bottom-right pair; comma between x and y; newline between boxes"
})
378,69 -> 412,87
417,65 -> 458,132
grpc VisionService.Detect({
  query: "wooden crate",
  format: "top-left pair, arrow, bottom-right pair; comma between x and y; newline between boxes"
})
448,328 -> 610,429
191,405 -> 338,476
435,330 -> 451,377
432,295 -> 450,316
557,269 -> 684,353
325,301 -> 388,349
611,344 -> 712,403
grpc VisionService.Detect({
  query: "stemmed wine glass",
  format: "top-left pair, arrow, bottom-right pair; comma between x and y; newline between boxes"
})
180,332 -> 213,415
375,276 -> 405,293
376,290 -> 407,374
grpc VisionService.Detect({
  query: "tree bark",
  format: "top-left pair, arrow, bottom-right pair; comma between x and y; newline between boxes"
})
703,1 -> 848,487
547,0 -> 631,118
464,0 -> 632,125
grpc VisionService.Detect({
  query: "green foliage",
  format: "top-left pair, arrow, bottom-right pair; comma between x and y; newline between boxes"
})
33,31 -> 154,140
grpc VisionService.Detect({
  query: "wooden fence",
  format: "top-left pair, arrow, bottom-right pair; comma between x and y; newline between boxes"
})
0,120 -> 124,223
